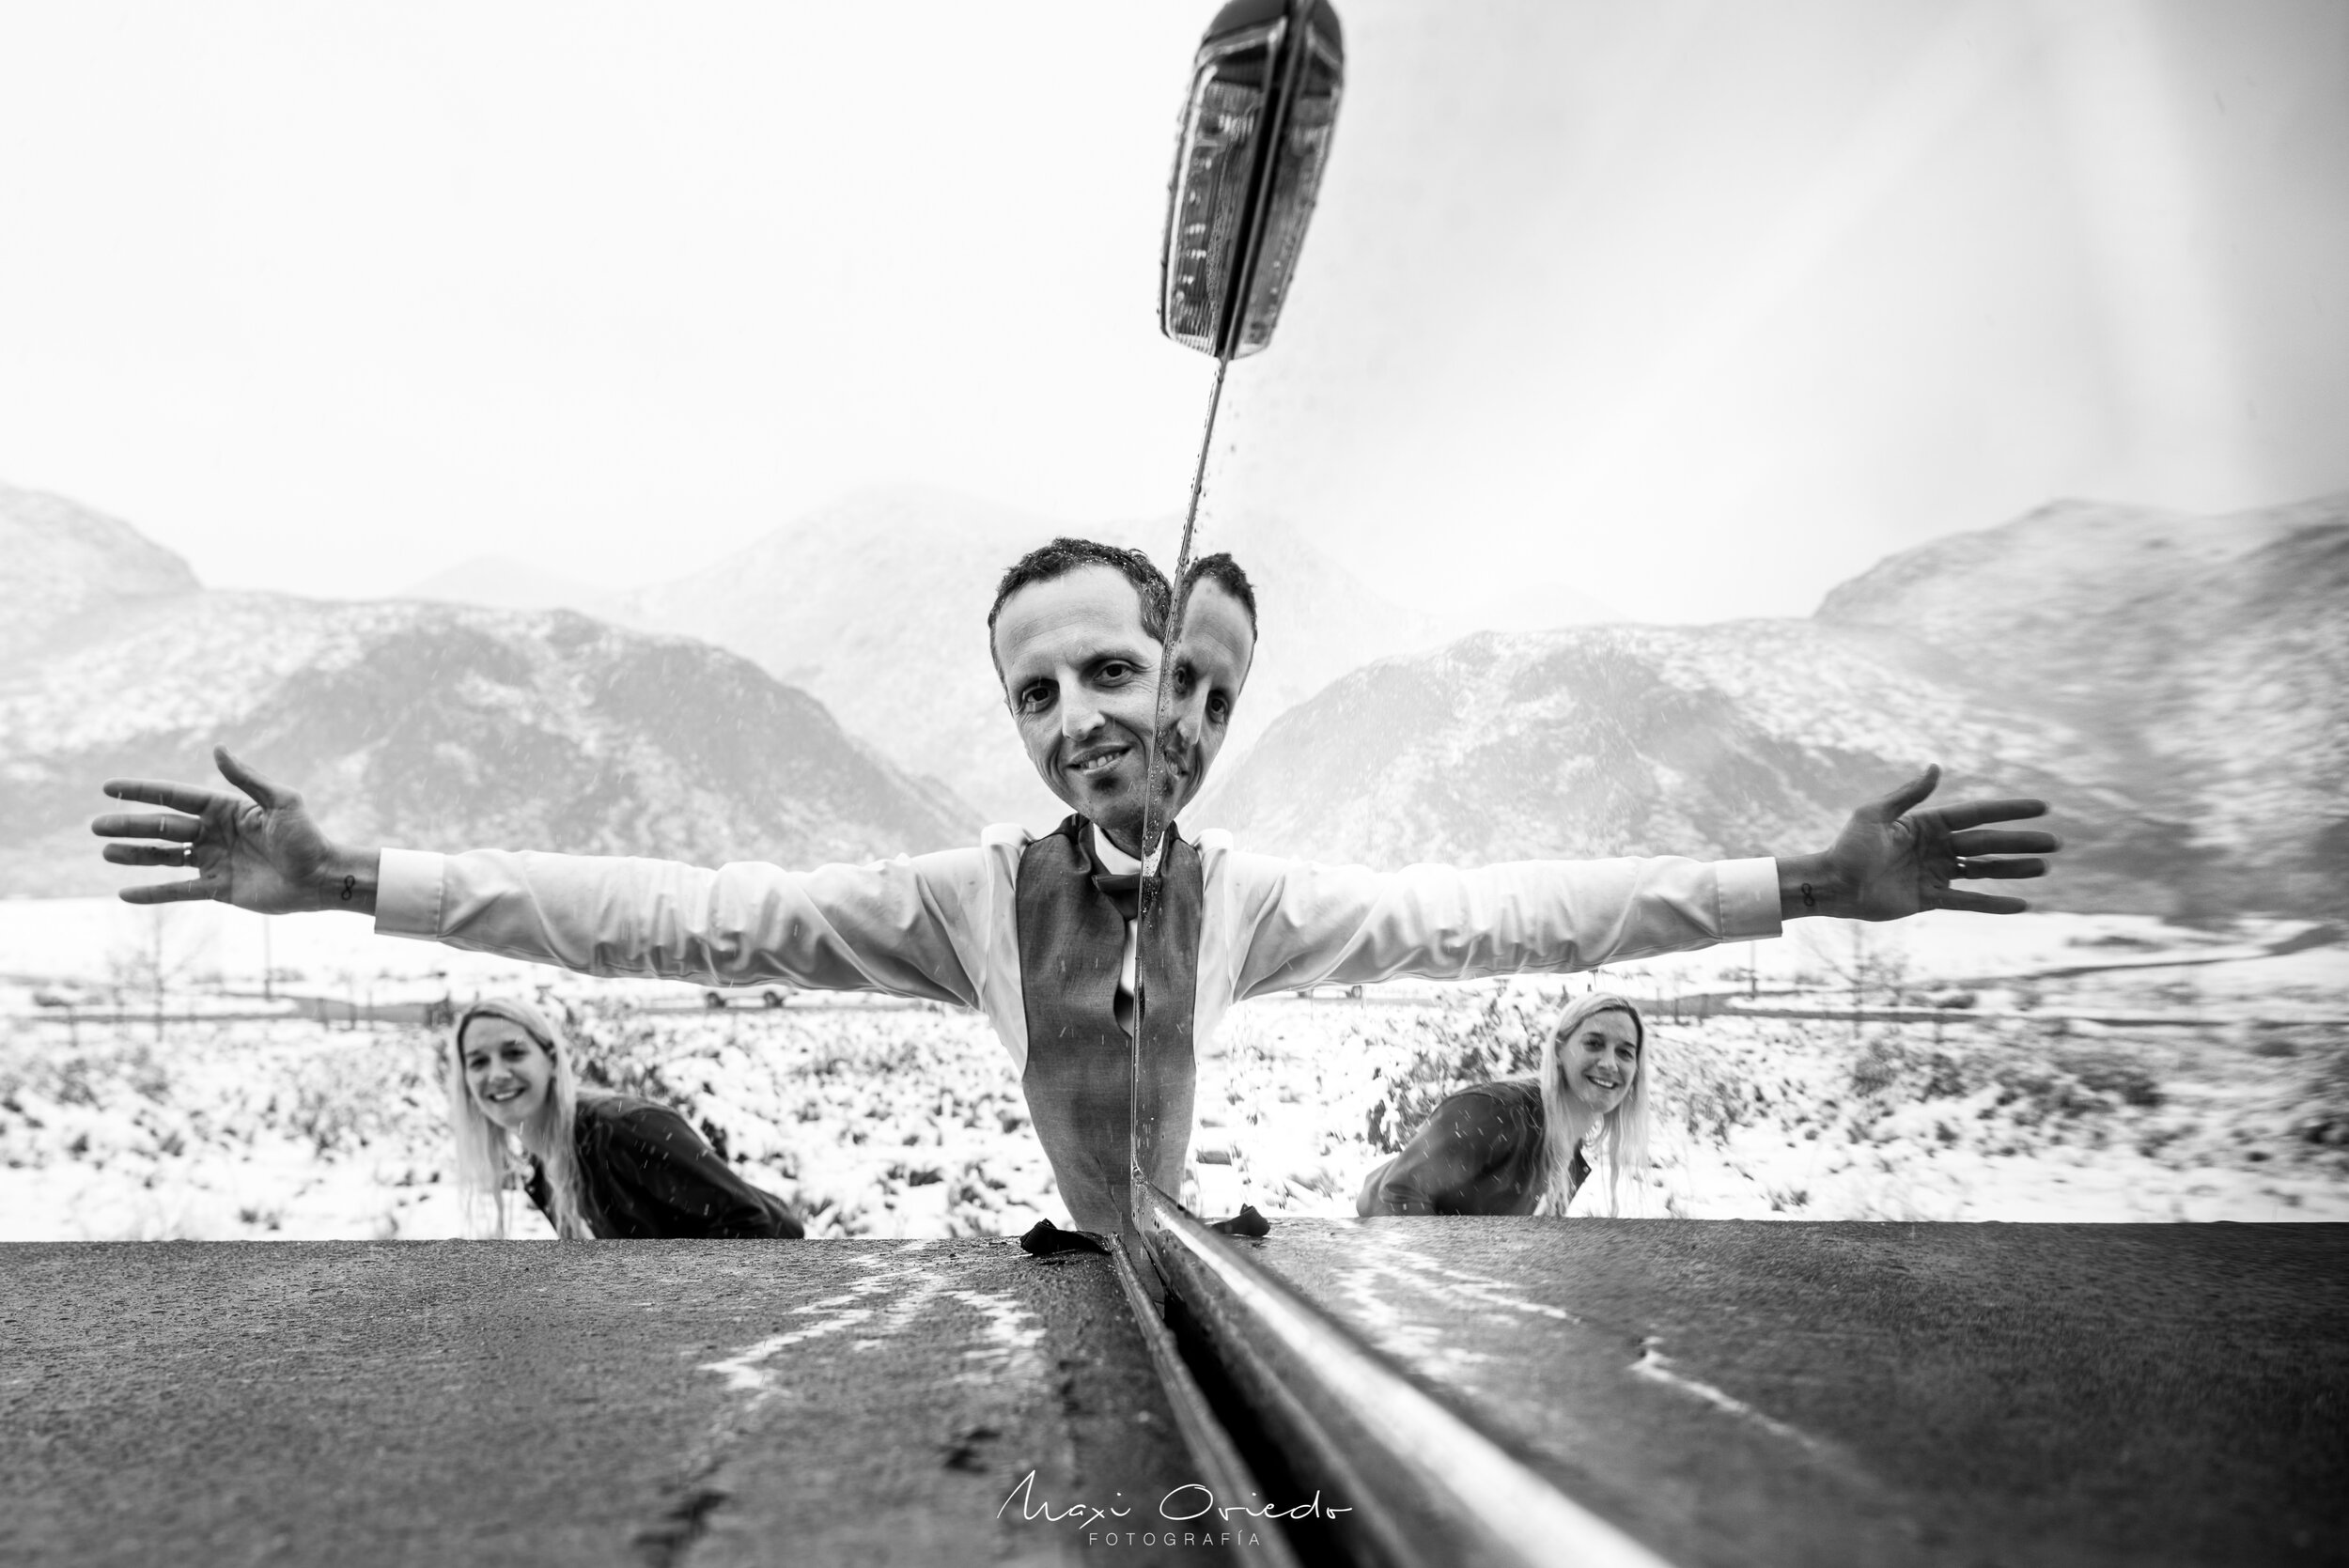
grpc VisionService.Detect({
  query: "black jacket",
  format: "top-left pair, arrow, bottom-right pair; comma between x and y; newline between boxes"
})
527,1093 -> 802,1239
1356,1079 -> 1589,1217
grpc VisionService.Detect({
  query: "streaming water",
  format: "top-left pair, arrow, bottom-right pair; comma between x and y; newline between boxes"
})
1128,353 -> 1231,1227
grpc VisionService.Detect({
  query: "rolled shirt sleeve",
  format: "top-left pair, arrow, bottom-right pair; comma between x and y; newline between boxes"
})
1224,851 -> 1782,1000
373,846 -> 988,1006
1713,857 -> 1781,940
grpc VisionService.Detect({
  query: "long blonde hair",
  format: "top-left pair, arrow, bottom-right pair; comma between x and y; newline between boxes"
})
444,999 -> 601,1239
1538,992 -> 1650,1218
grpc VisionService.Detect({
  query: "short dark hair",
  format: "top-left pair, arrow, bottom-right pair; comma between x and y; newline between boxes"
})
1182,551 -> 1257,636
988,538 -> 1173,655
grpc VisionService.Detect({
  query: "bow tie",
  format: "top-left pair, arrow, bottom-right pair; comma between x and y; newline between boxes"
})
1091,871 -> 1143,923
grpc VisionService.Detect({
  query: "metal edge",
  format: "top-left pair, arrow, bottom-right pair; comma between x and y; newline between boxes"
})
1110,1241 -> 1307,1568
1135,1184 -> 1680,1568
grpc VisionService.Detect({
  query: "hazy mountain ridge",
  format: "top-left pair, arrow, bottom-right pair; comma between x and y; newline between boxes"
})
600,487 -> 1455,828
0,484 -> 199,663
399,555 -> 610,613
0,520 -> 974,897
1194,619 -> 2175,910
1820,493 -> 2349,911
11,482 -> 2335,915
1202,496 -> 2343,917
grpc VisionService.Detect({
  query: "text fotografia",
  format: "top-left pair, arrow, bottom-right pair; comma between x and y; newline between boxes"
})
999,1471 -> 1350,1540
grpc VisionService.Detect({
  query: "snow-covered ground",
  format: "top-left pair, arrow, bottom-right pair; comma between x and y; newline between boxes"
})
3,900 -> 2344,1239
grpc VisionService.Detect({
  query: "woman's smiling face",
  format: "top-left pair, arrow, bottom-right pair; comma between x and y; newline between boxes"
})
1559,1008 -> 1641,1113
459,1016 -> 554,1130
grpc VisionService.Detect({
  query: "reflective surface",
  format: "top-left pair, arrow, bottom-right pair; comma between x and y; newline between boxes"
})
1161,1 -> 1346,360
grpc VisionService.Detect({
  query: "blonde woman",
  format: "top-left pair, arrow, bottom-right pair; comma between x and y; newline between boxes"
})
1357,992 -> 1651,1219
446,999 -> 801,1239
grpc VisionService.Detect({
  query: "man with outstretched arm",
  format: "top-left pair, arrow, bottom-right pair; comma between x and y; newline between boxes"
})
93,537 -> 2061,1234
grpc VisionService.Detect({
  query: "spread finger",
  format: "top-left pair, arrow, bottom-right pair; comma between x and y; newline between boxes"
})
89,812 -> 200,842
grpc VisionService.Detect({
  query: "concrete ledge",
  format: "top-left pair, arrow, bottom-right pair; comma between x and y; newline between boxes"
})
1243,1220 -> 2349,1567
10,1226 -> 2340,1567
0,1240 -> 1236,1567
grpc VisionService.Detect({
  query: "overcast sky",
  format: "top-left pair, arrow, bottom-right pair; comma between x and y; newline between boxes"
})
2,0 -> 2342,625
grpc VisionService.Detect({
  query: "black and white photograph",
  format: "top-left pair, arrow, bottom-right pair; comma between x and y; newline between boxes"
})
2,2 -> 2343,1563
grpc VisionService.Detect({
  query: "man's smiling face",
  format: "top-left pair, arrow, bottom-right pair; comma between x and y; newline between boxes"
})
992,565 -> 1174,852
1164,576 -> 1255,805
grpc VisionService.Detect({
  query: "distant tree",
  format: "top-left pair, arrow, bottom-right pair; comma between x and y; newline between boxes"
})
105,908 -> 214,1043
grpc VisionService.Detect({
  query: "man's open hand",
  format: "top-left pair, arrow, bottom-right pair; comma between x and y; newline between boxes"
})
1780,765 -> 2060,922
90,746 -> 377,915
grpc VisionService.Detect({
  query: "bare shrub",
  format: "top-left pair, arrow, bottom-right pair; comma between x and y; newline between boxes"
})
1361,986 -> 1552,1153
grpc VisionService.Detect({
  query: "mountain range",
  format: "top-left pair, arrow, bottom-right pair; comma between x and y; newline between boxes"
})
1819,494 -> 2349,915
400,555 -> 611,613
0,489 -> 971,898
0,481 -> 198,664
1195,494 -> 2348,918
6,482 -> 2337,917
398,489 -> 1618,829
592,488 -> 1464,828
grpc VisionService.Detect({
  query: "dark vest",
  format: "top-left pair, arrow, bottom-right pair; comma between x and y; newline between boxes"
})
1015,816 -> 1201,1235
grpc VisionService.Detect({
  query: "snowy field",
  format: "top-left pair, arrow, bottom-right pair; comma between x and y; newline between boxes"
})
2,898 -> 2345,1240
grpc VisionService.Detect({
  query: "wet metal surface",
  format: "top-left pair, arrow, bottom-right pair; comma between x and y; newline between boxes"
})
0,1240 -> 1237,1567
1244,1219 -> 2349,1568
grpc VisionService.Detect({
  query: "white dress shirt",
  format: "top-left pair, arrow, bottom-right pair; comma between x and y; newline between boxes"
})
1087,824 -> 1150,1032
375,828 -> 1781,1076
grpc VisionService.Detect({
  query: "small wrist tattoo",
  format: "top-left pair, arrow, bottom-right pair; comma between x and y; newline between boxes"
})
1800,883 -> 1817,910
339,875 -> 356,904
